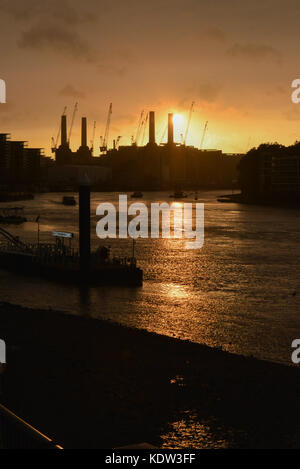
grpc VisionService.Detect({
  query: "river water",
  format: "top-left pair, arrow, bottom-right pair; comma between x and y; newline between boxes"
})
0,190 -> 300,366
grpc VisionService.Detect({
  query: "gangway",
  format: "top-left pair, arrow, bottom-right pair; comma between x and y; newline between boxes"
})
0,226 -> 29,250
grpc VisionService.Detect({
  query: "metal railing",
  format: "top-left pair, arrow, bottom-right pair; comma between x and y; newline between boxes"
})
0,240 -> 137,268
0,403 -> 63,449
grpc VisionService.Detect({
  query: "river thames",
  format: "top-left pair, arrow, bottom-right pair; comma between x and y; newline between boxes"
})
1,190 -> 299,366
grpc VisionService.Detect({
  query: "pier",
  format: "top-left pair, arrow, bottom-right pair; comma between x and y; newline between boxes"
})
0,181 -> 143,286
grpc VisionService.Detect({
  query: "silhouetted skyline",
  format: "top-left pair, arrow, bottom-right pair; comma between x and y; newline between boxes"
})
0,0 -> 300,155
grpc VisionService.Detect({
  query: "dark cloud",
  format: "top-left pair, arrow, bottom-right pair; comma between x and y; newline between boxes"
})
15,22 -> 136,74
0,0 -> 297,153
0,0 -> 36,20
0,0 -> 98,24
196,83 -> 220,103
17,25 -> 95,62
204,27 -> 227,42
59,84 -> 85,99
182,83 -> 221,106
227,43 -> 282,62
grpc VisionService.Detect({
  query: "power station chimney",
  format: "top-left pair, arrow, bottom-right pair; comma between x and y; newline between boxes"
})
149,111 -> 155,145
168,113 -> 174,145
61,115 -> 67,146
81,117 -> 87,147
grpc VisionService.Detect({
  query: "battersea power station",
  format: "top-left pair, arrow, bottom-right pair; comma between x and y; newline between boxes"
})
52,110 -> 240,191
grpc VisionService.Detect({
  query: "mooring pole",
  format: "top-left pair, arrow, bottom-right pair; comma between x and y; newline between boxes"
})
36,214 -> 40,248
79,174 -> 91,276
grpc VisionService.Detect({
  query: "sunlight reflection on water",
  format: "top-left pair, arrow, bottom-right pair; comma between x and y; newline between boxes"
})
0,190 -> 300,365
160,410 -> 246,449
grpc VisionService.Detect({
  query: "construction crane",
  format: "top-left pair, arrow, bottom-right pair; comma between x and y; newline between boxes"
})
141,112 -> 149,146
112,135 -> 122,150
184,101 -> 195,146
134,110 -> 144,146
100,103 -> 112,152
68,102 -> 78,145
51,106 -> 67,152
200,121 -> 208,150
90,121 -> 96,155
159,123 -> 167,145
116,135 -> 122,148
51,137 -> 56,152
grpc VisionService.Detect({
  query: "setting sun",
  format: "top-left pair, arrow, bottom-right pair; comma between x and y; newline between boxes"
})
173,114 -> 184,126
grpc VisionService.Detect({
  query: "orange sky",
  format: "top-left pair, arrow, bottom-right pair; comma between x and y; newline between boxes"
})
0,0 -> 300,156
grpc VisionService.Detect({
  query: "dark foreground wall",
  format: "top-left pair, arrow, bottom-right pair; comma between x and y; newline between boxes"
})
0,302 -> 299,449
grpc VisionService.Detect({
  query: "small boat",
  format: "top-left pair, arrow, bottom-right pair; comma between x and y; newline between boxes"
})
131,191 -> 143,198
0,206 -> 27,224
169,190 -> 187,199
62,196 -> 76,206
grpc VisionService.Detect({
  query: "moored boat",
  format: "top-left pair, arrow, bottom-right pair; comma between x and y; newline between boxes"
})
169,190 -> 187,199
0,206 -> 27,224
131,191 -> 143,198
62,196 -> 76,206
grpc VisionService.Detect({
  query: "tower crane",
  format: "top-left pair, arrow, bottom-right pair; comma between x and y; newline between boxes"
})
116,135 -> 122,148
68,102 -> 78,145
90,121 -> 96,155
200,121 -> 208,150
184,101 -> 194,146
134,110 -> 144,145
51,105 -> 67,152
51,137 -> 56,152
100,103 -> 112,153
141,112 -> 149,146
159,123 -> 167,145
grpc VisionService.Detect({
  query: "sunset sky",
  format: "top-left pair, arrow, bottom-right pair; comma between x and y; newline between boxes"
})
1,0 -> 300,156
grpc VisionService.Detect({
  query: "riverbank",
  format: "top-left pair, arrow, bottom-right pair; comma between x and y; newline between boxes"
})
218,192 -> 300,207
0,301 -> 300,448
0,192 -> 34,202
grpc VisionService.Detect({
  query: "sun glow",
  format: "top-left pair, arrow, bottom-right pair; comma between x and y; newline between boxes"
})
173,114 -> 184,126
172,113 -> 185,143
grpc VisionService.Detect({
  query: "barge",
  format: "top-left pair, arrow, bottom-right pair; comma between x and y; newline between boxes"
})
0,207 -> 27,224
131,191 -> 143,198
62,196 -> 76,206
0,243 -> 143,286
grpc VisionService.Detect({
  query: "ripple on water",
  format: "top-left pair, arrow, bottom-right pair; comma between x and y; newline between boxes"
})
0,190 -> 300,365
160,410 -> 247,449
